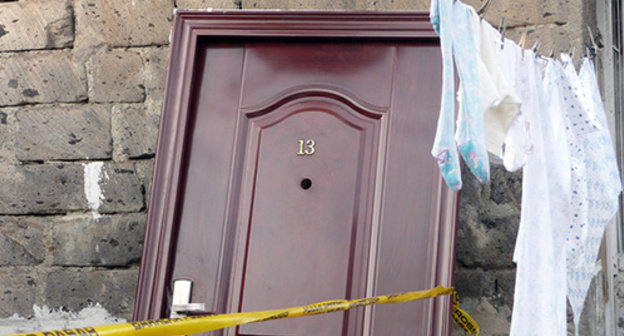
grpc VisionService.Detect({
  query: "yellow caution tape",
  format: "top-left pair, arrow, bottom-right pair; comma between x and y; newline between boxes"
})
4,285 -> 478,336
452,291 -> 480,335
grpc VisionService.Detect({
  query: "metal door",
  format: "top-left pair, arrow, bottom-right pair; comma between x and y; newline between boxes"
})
134,12 -> 458,336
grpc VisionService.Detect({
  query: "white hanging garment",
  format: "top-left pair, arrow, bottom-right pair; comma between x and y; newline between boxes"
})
559,53 -> 593,275
460,11 -> 521,160
510,58 -> 570,336
495,38 -> 520,90
498,40 -> 534,171
476,19 -> 522,157
565,57 -> 622,333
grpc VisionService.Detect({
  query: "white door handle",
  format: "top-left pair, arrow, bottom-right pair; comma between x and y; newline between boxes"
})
170,279 -> 208,318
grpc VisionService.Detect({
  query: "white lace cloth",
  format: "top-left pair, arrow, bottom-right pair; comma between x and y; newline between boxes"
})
510,58 -> 571,336
564,58 -> 622,333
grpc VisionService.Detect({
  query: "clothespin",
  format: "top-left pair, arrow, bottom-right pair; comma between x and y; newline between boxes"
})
498,17 -> 505,33
519,31 -> 528,58
478,0 -> 493,19
570,46 -> 575,60
532,40 -> 541,54
498,17 -> 506,50
548,46 -> 555,59
585,42 -> 597,58
587,25 -> 598,58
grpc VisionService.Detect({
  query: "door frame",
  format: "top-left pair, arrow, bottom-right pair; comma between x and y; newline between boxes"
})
133,11 -> 455,331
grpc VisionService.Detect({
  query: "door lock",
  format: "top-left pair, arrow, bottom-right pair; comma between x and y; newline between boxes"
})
170,279 -> 212,318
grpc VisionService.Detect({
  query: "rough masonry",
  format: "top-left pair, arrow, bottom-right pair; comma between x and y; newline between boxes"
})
0,1 -> 614,335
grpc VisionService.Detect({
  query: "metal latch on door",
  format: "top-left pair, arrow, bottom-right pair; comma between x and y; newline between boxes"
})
170,279 -> 212,318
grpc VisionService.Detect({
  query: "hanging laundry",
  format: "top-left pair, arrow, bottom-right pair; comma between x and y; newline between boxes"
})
456,6 -> 523,170
430,0 -> 489,191
430,0 -> 464,191
559,53 -> 593,273
509,57 -> 571,336
452,2 -> 489,184
564,57 -> 622,334
559,54 -> 594,335
470,11 -> 521,159
495,38 -> 533,171
429,3 -> 622,335
505,47 -> 537,265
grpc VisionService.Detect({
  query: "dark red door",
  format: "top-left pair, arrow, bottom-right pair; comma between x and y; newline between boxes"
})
134,12 -> 458,336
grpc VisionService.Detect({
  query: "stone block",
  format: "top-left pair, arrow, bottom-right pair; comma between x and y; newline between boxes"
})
177,0 -> 241,9
0,217 -> 46,266
112,105 -> 159,160
141,46 -> 169,107
460,161 -> 522,208
0,162 -> 143,214
454,269 -> 487,299
0,108 -> 16,163
99,163 -> 144,213
16,104 -> 112,161
0,0 -> 73,52
91,50 -> 145,103
455,209 -> 519,268
0,164 -> 86,215
455,268 -> 516,308
75,0 -> 173,49
488,166 -> 522,207
51,213 -> 145,266
134,160 -> 154,206
457,165 -> 520,269
45,269 -> 138,320
0,51 -> 87,106
0,270 -> 41,318
459,168 -> 486,210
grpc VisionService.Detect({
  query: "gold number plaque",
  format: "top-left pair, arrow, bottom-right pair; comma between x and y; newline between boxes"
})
297,139 -> 316,156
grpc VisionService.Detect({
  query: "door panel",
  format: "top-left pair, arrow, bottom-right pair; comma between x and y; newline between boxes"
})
172,43 -> 246,315
135,12 -> 457,336
236,99 -> 380,336
371,44 -> 447,334
241,41 -> 395,110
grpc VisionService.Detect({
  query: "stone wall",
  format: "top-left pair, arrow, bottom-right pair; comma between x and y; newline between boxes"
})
0,0 -> 609,334
0,0 -> 169,320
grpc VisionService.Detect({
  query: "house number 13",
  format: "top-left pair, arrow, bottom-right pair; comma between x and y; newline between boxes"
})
297,139 -> 316,156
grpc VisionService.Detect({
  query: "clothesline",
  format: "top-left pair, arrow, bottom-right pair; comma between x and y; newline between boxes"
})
429,1 -> 622,335
476,0 -> 600,63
